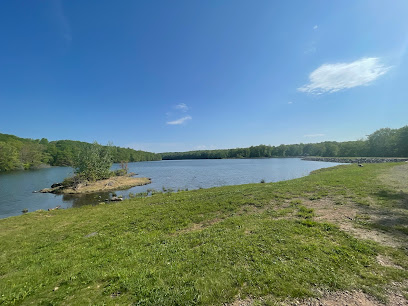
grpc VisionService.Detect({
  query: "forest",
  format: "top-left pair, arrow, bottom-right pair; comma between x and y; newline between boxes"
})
1,126 -> 407,172
0,134 -> 161,172
161,126 -> 408,160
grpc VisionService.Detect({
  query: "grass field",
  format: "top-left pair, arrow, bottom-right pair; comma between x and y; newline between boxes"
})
0,163 -> 407,305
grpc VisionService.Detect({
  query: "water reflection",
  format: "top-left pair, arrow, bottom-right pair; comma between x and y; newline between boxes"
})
62,192 -> 113,207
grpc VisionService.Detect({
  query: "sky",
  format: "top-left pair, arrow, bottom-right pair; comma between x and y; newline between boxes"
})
1,0 -> 407,153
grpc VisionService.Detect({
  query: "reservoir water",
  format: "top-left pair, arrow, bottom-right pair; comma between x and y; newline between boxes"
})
0,158 -> 341,219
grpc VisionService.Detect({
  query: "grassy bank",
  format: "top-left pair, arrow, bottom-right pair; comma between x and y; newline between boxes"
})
0,163 -> 407,305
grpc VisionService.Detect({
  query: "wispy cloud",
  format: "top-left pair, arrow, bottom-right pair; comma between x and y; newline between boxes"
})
313,25 -> 318,30
166,103 -> 192,125
304,134 -> 325,137
175,103 -> 189,112
298,57 -> 391,94
288,101 -> 293,104
166,116 -> 192,125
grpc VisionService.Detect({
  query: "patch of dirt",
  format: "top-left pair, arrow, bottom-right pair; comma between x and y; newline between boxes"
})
172,218 -> 222,236
227,297 -> 254,306
376,255 -> 404,270
55,176 -> 151,194
294,291 -> 382,305
231,289 -> 408,306
304,198 -> 405,248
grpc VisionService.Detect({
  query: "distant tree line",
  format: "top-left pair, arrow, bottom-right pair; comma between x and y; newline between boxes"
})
0,134 -> 161,172
161,126 -> 408,160
1,125 -> 407,172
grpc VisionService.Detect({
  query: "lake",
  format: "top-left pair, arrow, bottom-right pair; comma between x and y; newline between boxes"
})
0,158 -> 342,219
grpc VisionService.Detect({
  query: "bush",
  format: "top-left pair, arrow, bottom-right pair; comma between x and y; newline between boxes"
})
73,142 -> 113,182
113,169 -> 127,176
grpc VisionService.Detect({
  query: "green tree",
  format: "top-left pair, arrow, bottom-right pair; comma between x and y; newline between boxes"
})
368,128 -> 397,157
73,142 -> 113,181
20,143 -> 46,169
0,142 -> 21,171
324,142 -> 339,157
396,126 -> 408,157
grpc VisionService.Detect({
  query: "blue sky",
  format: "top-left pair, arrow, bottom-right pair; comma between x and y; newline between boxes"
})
1,1 -> 407,152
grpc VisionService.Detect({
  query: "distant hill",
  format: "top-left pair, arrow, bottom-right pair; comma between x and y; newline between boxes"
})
0,133 -> 161,172
161,125 -> 408,160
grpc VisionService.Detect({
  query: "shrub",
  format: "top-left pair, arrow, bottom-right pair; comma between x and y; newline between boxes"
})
73,142 -> 113,182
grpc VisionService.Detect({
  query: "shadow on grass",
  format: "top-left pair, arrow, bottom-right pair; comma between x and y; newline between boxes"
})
363,189 -> 408,239
375,189 -> 406,202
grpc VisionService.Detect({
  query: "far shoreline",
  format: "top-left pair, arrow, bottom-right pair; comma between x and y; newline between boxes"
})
302,157 -> 408,163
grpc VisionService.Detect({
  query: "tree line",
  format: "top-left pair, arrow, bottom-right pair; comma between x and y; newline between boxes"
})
1,125 -> 407,172
161,126 -> 408,160
0,134 -> 161,172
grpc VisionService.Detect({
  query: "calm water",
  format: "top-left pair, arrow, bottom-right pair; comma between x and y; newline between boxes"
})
0,158 -> 341,219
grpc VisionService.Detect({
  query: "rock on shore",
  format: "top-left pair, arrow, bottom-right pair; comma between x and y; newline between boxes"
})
302,157 -> 408,164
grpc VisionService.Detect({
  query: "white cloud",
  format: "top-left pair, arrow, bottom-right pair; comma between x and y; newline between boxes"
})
288,101 -> 293,104
313,25 -> 318,30
298,57 -> 391,94
166,116 -> 192,125
175,103 -> 188,112
304,134 -> 325,137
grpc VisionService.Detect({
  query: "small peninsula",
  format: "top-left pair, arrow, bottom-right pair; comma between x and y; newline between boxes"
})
40,175 -> 151,194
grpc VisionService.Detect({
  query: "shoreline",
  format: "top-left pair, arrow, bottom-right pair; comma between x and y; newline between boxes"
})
302,157 -> 408,163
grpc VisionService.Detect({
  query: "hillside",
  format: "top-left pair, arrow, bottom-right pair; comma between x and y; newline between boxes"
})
0,133 -> 161,172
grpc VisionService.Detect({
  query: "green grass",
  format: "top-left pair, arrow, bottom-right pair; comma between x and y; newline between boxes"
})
0,163 -> 407,305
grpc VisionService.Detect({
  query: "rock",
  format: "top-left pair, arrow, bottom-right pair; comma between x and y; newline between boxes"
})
40,185 -> 63,193
48,205 -> 61,211
22,209 -> 28,213
51,183 -> 63,188
84,232 -> 98,238
358,164 -> 364,167
111,196 -> 123,201
75,183 -> 85,190
302,157 -> 408,164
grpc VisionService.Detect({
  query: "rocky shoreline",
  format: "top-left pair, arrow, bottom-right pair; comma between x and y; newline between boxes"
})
302,157 -> 408,164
